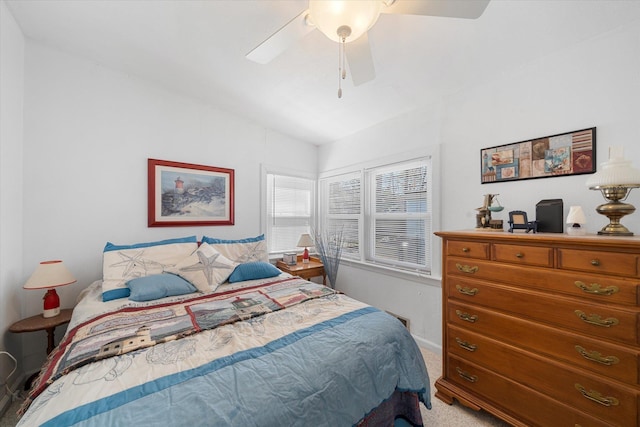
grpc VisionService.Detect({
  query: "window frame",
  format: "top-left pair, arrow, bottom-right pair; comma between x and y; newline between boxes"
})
365,158 -> 431,272
319,171 -> 362,261
261,165 -> 317,257
319,149 -> 437,279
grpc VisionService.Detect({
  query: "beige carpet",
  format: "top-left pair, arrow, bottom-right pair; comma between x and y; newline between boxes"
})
419,347 -> 510,426
1,348 -> 509,427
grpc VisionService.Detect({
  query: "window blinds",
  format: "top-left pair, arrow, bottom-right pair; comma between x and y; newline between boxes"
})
319,157 -> 431,274
322,173 -> 361,259
368,160 -> 429,272
266,174 -> 315,253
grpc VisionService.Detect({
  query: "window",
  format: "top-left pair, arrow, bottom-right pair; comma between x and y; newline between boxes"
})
264,172 -> 315,254
366,159 -> 430,272
319,172 -> 361,259
319,157 -> 431,274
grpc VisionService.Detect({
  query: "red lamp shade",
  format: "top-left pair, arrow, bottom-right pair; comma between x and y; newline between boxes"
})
24,260 -> 76,318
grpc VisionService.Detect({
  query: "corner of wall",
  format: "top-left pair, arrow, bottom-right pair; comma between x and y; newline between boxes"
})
1,0 -> 26,406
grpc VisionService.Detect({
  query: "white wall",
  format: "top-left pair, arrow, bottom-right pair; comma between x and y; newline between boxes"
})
317,108 -> 444,352
441,21 -> 640,234
319,17 -> 640,353
0,0 -> 25,410
12,41 -> 317,373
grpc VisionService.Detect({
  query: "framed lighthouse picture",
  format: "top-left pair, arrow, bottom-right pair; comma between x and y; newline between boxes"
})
148,159 -> 234,227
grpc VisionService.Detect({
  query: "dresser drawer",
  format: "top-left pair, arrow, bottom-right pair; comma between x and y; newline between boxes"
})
446,259 -> 639,306
448,340 -> 638,426
447,314 -> 639,386
492,243 -> 553,267
558,248 -> 639,277
446,355 -> 620,427
447,278 -> 639,346
446,240 -> 490,259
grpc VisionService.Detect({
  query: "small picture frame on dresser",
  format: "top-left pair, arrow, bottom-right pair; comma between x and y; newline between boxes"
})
508,210 -> 538,233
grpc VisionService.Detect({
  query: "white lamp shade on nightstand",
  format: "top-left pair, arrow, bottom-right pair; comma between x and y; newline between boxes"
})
24,260 -> 76,318
297,233 -> 315,248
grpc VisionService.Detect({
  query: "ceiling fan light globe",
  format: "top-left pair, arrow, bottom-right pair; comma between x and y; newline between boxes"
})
309,0 -> 382,43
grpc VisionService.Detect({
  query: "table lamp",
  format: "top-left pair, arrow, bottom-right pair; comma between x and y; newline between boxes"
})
24,260 -> 76,318
297,233 -> 315,264
566,206 -> 587,236
585,146 -> 640,236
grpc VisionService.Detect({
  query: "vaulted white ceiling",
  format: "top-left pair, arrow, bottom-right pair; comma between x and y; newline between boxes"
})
6,0 -> 640,145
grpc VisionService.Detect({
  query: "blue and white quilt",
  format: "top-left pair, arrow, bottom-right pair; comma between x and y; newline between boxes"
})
18,277 -> 431,426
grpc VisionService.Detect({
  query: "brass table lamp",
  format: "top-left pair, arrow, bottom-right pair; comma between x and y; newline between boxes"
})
585,147 -> 640,236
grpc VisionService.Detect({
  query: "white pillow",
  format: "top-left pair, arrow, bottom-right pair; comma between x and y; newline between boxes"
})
201,234 -> 268,263
102,237 -> 198,301
165,243 -> 237,292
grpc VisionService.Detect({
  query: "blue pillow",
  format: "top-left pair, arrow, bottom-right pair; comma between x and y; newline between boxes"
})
126,273 -> 197,302
201,234 -> 264,244
228,262 -> 281,283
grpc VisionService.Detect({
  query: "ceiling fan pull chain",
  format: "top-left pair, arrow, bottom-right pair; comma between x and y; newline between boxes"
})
341,39 -> 347,80
336,26 -> 351,99
338,39 -> 343,98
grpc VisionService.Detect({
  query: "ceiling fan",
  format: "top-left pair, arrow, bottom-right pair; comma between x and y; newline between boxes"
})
246,0 -> 491,97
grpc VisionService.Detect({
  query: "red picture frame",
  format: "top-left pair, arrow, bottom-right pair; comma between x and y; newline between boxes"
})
148,159 -> 234,227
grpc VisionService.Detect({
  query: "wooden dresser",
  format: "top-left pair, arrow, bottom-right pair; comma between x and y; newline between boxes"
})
435,230 -> 640,427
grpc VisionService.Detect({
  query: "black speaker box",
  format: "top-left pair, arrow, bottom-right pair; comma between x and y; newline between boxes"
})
536,199 -> 564,233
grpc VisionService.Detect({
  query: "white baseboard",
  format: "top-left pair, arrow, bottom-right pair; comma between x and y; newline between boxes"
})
0,372 -> 25,418
412,334 -> 442,355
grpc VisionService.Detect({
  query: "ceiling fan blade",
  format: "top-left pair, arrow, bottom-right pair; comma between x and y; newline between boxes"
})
382,0 -> 490,19
346,33 -> 376,86
246,9 -> 315,64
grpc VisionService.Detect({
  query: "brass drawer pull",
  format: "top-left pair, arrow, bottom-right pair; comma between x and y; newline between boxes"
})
456,367 -> 478,383
515,253 -> 524,258
574,310 -> 619,328
590,259 -> 600,266
574,281 -> 619,296
455,310 -> 478,323
455,337 -> 477,352
574,383 -> 619,407
462,247 -> 470,253
575,345 -> 620,366
456,263 -> 478,274
456,285 -> 478,296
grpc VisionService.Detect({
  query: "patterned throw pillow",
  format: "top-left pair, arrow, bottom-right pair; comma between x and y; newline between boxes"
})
102,236 -> 198,301
201,234 -> 268,263
165,243 -> 238,292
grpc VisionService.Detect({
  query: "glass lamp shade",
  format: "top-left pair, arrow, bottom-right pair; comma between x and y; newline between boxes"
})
585,146 -> 640,189
566,206 -> 587,225
309,0 -> 382,42
24,260 -> 76,318
566,206 -> 587,236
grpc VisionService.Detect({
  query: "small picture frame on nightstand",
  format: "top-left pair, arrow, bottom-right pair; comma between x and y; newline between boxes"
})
283,253 -> 297,265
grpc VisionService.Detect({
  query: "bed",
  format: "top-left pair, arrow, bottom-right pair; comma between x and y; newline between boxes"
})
17,235 -> 431,426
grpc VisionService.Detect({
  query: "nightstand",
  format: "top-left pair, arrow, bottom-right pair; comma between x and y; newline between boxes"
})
276,255 -> 326,286
9,308 -> 73,355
